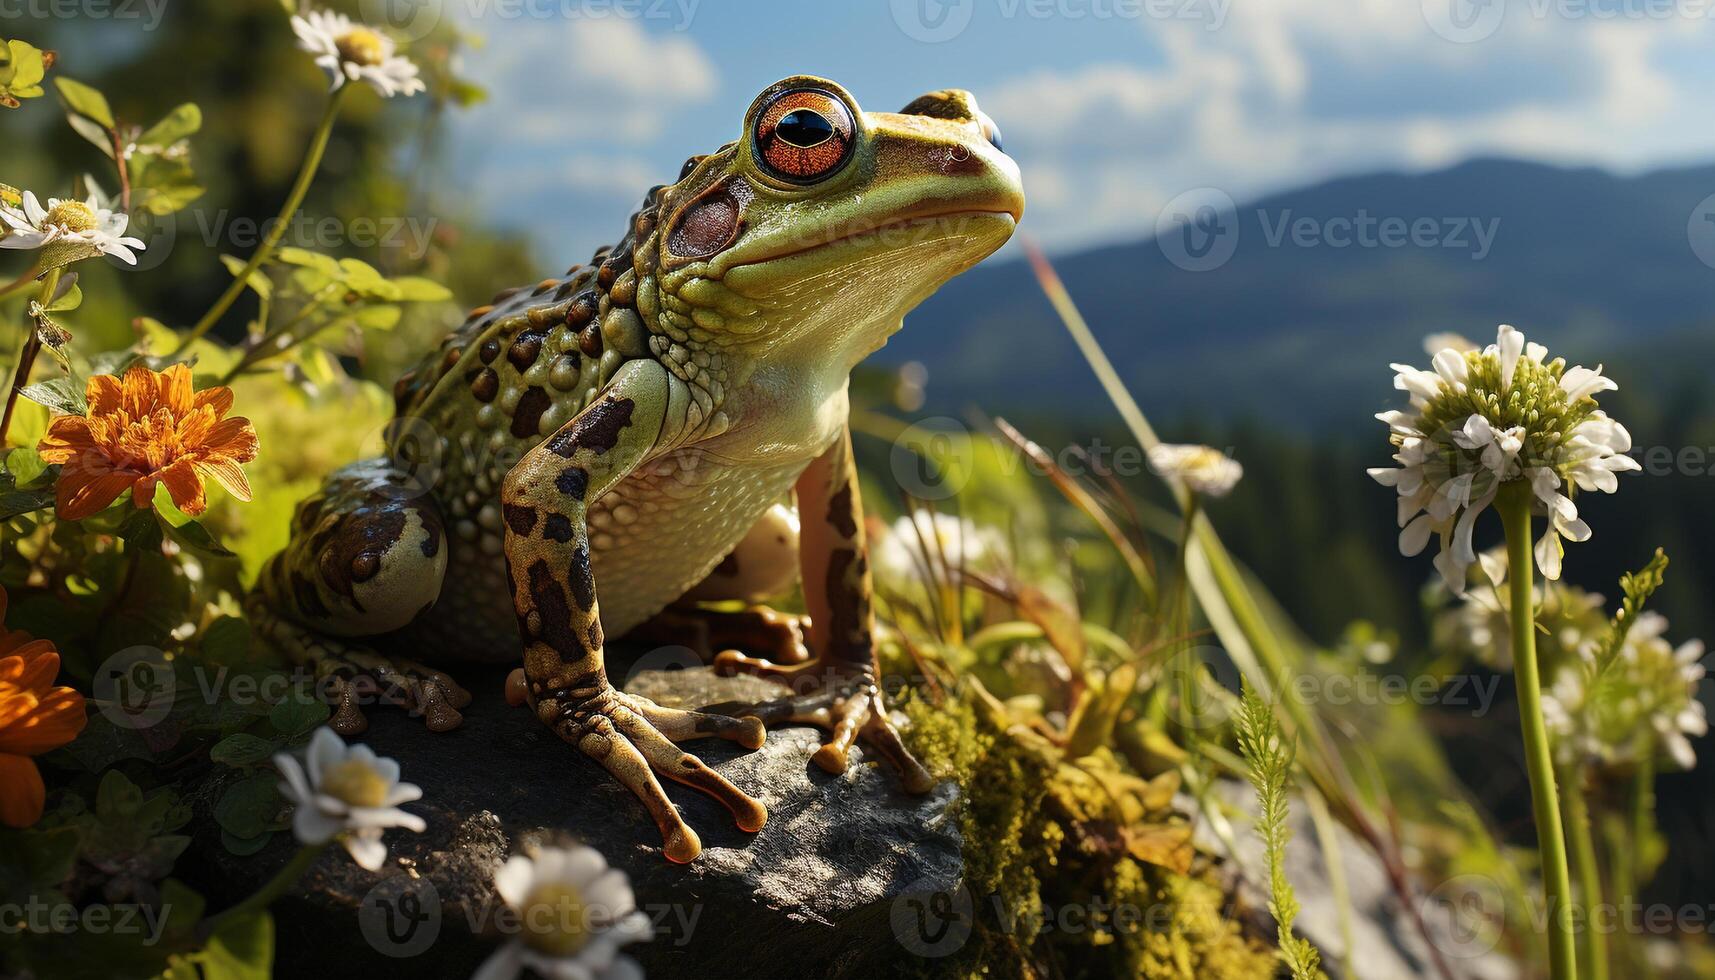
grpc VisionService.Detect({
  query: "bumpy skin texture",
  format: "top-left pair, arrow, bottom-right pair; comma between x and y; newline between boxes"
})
252,76 -> 1023,861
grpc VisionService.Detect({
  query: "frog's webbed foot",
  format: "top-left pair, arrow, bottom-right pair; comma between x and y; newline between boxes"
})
252,599 -> 472,735
625,603 -> 812,666
316,647 -> 472,736
714,655 -> 935,795
544,686 -> 767,863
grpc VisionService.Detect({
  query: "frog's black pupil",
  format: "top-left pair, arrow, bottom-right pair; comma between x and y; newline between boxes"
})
776,109 -> 834,148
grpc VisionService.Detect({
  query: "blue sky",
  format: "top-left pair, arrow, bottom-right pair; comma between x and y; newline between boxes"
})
438,0 -> 1715,263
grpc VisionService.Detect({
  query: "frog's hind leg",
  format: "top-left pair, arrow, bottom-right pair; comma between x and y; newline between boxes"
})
714,427 -> 935,794
251,459 -> 470,734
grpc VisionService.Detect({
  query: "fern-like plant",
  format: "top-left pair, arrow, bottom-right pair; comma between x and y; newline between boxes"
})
1235,682 -> 1322,980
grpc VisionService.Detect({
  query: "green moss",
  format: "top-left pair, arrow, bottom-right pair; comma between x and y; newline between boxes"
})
902,691 -> 1276,979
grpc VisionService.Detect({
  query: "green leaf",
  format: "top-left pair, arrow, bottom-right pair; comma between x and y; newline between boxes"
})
54,76 -> 114,127
5,446 -> 47,488
276,247 -> 340,275
0,488 -> 54,520
268,693 -> 329,737
0,826 -> 81,904
210,733 -> 276,769
131,154 -> 204,215
213,773 -> 283,839
352,304 -> 402,330
151,482 -> 236,557
137,102 -> 201,147
116,507 -> 165,551
66,113 -> 115,157
200,615 -> 253,664
219,254 -> 272,302
198,910 -> 274,980
390,276 -> 452,302
96,769 -> 145,819
219,829 -> 272,856
19,375 -> 86,415
42,281 -> 82,313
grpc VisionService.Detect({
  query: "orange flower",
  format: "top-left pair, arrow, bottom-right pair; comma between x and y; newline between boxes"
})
37,362 -> 259,521
0,586 -> 86,828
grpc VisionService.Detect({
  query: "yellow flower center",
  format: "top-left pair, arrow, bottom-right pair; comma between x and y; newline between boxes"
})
45,200 -> 97,234
519,882 -> 591,957
336,28 -> 387,67
321,759 -> 389,808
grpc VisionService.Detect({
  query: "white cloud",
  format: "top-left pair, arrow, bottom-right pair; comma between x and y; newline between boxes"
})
461,16 -> 717,144
982,7 -> 1715,249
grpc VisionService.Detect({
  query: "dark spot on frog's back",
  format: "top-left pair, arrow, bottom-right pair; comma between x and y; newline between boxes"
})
568,545 -> 596,610
508,332 -> 544,371
468,367 -> 499,403
318,507 -> 408,603
511,387 -> 552,438
503,503 -> 538,535
548,396 -> 635,457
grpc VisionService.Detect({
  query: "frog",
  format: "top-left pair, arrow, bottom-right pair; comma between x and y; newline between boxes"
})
248,75 -> 1023,863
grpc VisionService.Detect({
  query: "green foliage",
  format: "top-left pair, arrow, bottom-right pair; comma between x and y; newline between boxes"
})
1233,683 -> 1320,980
1588,548 -> 1668,685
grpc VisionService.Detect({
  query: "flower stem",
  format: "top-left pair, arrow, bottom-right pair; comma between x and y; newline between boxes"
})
1,269 -> 61,446
201,840 -> 329,939
1559,760 -> 1609,980
1497,480 -> 1578,980
176,87 -> 348,353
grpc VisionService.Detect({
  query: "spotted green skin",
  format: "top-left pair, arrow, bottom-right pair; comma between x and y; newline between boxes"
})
254,76 -> 1022,860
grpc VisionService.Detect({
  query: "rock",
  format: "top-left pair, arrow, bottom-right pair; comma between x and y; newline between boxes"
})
1195,781 -> 1518,980
180,659 -> 963,979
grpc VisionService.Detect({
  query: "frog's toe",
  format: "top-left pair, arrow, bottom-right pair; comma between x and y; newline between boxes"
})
319,649 -> 471,735
739,678 -> 935,795
563,690 -> 769,861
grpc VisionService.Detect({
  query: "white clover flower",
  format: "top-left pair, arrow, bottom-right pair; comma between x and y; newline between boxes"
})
274,727 -> 426,870
1147,443 -> 1243,498
291,8 -> 425,98
1370,325 -> 1640,592
873,510 -> 1008,588
1437,549 -> 1607,673
474,843 -> 652,980
0,191 -> 146,267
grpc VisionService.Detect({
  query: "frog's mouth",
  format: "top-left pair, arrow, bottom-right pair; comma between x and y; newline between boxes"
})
728,205 -> 1019,269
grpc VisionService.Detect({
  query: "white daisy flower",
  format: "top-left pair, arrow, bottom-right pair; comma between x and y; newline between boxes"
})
274,727 -> 426,870
0,191 -> 146,268
873,510 -> 1008,588
1147,443 -> 1244,498
1542,612 -> 1708,771
291,8 -> 425,98
1370,325 -> 1639,592
474,843 -> 653,980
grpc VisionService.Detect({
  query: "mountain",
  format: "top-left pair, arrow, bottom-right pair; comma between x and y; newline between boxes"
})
885,158 -> 1715,433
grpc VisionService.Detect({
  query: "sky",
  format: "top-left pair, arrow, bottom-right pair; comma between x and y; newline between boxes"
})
430,0 -> 1715,263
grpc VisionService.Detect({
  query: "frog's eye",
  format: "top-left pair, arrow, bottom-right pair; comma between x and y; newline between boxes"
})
753,89 -> 856,184
982,119 -> 1004,153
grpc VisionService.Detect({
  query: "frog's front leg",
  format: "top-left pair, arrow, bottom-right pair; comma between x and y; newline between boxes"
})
502,359 -> 767,863
715,427 -> 935,794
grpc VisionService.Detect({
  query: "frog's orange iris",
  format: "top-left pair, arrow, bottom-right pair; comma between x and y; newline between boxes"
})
0,586 -> 85,828
37,362 -> 259,521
